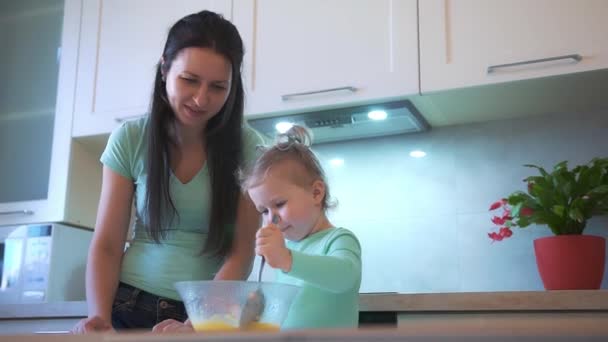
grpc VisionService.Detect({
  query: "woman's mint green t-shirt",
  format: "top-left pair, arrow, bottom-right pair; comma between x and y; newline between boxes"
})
100,117 -> 265,300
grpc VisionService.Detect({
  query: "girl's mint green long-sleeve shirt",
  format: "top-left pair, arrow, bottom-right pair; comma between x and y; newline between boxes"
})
276,227 -> 362,330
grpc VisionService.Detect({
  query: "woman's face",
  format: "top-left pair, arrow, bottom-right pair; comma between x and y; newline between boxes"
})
164,47 -> 232,132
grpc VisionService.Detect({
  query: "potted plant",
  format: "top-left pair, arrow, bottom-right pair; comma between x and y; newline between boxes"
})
488,157 -> 608,290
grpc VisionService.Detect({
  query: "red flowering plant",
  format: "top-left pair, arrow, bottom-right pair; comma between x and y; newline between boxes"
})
488,158 -> 608,242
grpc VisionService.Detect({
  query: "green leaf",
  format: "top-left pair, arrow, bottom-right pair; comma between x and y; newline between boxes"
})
568,208 -> 585,223
507,192 -> 533,207
571,198 -> 594,222
523,176 -> 545,186
588,166 -> 603,188
511,202 -> 524,217
516,216 -> 532,228
551,205 -> 565,217
589,185 -> 608,195
562,181 -> 573,199
553,161 -> 568,171
524,164 -> 548,177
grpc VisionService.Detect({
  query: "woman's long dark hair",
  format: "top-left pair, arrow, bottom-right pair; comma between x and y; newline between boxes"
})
145,10 -> 244,257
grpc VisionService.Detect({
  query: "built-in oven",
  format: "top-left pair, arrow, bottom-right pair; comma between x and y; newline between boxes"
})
0,223 -> 93,304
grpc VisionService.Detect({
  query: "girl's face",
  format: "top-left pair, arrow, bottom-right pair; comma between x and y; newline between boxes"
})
248,162 -> 327,241
164,47 -> 232,132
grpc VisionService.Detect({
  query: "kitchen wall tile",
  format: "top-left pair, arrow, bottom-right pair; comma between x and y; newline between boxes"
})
334,216 -> 460,294
317,131 -> 458,220
456,212 -> 548,292
302,108 -> 608,293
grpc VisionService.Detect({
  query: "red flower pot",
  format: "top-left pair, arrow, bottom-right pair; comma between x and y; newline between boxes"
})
533,235 -> 606,290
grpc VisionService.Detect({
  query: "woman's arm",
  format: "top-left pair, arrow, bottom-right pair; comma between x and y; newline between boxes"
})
214,193 -> 260,280
74,166 -> 133,332
153,194 -> 260,333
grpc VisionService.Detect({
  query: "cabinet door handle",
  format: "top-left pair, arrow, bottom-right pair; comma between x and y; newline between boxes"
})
0,210 -> 34,216
281,86 -> 357,101
115,114 -> 146,123
487,54 -> 583,74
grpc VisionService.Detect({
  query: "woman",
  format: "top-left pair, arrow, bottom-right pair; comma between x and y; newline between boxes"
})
72,10 -> 263,332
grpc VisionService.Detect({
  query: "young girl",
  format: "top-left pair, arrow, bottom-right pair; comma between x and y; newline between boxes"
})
239,125 -> 362,329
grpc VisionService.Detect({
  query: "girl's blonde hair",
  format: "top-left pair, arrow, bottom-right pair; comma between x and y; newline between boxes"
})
239,125 -> 333,210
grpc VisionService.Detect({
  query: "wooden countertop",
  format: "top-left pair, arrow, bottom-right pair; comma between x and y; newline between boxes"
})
2,290 -> 607,319
359,290 -> 608,312
2,323 -> 608,342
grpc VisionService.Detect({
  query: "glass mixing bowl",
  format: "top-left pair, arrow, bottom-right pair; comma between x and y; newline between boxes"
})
175,280 -> 301,332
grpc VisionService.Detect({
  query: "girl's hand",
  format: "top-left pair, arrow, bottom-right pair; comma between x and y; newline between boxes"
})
256,224 -> 292,272
152,318 -> 194,333
71,316 -> 114,334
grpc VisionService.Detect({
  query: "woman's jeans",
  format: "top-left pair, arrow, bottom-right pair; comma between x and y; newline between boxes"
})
111,282 -> 187,330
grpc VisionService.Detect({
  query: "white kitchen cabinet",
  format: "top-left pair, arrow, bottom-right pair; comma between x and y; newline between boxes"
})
419,0 -> 608,93
72,0 -> 232,137
0,0 -> 99,228
233,0 -> 419,117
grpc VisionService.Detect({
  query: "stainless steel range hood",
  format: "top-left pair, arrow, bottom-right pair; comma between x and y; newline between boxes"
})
247,99 -> 430,144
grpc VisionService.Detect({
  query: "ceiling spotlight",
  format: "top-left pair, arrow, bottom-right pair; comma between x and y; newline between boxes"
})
329,158 -> 344,167
367,110 -> 387,121
409,150 -> 427,158
275,122 -> 294,133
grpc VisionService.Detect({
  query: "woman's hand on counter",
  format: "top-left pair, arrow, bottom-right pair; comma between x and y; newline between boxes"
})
152,318 -> 194,333
71,316 -> 115,334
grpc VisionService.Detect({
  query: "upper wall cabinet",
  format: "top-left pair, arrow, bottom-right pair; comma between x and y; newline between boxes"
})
1,0 -> 99,227
233,0 -> 419,117
419,0 -> 608,93
72,0 -> 231,137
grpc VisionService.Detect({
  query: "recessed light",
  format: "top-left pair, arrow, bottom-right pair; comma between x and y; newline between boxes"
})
409,150 -> 426,158
275,122 -> 293,133
329,158 -> 344,167
367,110 -> 387,121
